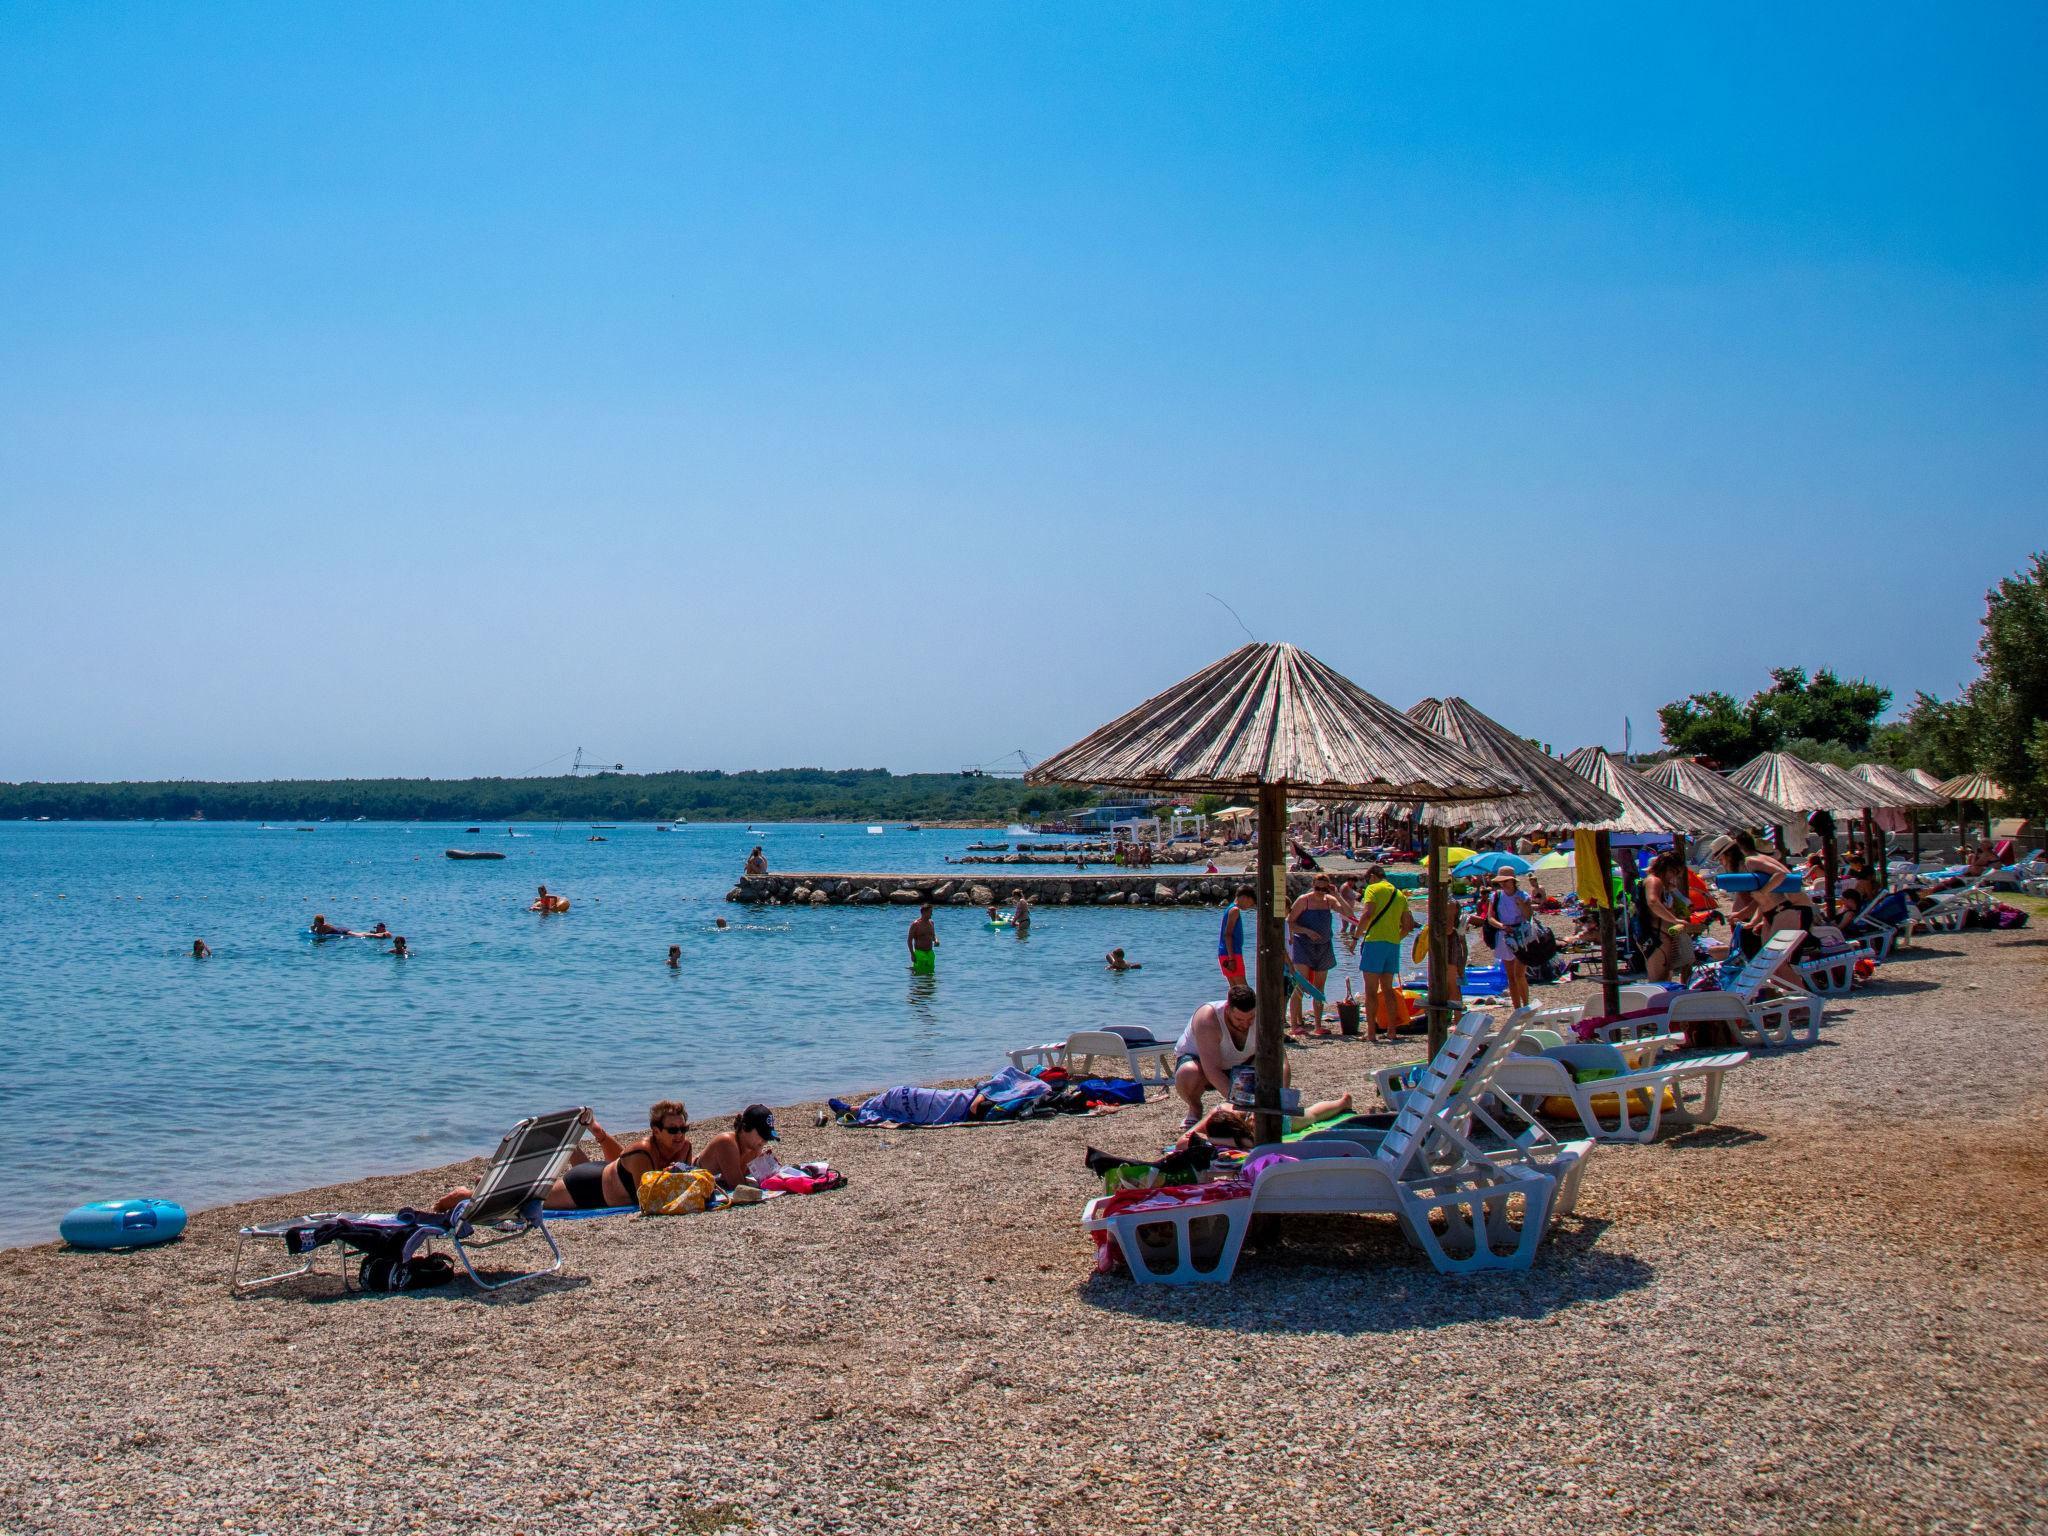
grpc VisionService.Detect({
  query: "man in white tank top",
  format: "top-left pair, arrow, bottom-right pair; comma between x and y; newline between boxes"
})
1172,985 -> 1283,1128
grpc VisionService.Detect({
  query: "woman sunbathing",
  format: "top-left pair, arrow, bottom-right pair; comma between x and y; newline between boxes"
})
695,1104 -> 780,1191
1173,1092 -> 1358,1152
434,1101 -> 693,1213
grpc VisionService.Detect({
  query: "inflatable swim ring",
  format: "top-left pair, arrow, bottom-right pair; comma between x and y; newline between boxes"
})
61,1198 -> 187,1251
530,897 -> 571,913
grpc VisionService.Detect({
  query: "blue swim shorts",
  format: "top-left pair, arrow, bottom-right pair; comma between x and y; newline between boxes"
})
1358,940 -> 1401,975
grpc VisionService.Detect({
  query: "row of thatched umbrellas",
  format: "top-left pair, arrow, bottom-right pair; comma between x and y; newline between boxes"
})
1027,642 -> 2001,1143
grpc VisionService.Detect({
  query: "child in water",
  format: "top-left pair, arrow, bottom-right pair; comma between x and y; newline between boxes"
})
1105,948 -> 1141,971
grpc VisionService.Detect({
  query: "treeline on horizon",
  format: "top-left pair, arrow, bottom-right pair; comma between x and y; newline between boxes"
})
0,768 -> 1101,824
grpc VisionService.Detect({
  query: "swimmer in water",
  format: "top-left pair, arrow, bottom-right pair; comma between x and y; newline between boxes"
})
715,917 -> 729,930
667,944 -> 681,968
387,935 -> 408,957
1105,947 -> 1140,971
309,914 -> 347,937
529,884 -> 568,914
192,938 -> 211,958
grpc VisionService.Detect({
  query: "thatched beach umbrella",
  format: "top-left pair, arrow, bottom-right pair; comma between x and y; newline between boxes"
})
1393,697 -> 1622,1043
1640,758 -> 1786,831
1807,762 -> 1912,882
1725,752 -> 1878,916
1563,746 -> 1736,1016
1936,773 -> 2007,847
1028,643 -> 1528,1138
1853,761 -> 1950,863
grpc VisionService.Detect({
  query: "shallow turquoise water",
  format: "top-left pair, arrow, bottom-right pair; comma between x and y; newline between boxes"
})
0,821 -> 1243,1247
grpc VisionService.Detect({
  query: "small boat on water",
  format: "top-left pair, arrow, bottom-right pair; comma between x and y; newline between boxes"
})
866,825 -> 885,835
464,826 -> 481,833
446,849 -> 507,860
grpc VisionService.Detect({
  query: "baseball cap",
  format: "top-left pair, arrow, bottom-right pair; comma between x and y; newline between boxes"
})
738,1103 -> 778,1141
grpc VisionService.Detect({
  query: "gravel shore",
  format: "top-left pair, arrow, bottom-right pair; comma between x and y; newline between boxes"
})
3,923 -> 2044,1535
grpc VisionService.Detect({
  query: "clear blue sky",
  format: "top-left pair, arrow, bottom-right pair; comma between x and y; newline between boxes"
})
3,5 -> 2041,781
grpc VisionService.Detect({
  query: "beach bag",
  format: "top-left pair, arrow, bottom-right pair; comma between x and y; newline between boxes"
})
1994,903 -> 2029,930
637,1167 -> 716,1216
1075,1078 -> 1145,1106
358,1251 -> 456,1291
1511,921 -> 1559,969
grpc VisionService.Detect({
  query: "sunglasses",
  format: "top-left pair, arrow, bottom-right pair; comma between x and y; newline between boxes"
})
656,1120 -> 689,1134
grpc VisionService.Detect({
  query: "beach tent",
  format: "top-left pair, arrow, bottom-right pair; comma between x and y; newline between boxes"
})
1028,642 -> 1529,1137
1562,747 -> 1738,1015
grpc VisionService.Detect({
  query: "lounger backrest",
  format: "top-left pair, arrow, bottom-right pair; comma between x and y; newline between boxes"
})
1377,1008 -> 1528,1180
466,1108 -> 590,1225
1727,931 -> 1806,1001
1065,1030 -> 1137,1058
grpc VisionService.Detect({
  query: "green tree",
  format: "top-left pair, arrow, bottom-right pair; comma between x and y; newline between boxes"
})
1751,666 -> 1891,750
1656,690 -> 1779,766
1974,552 -> 2048,805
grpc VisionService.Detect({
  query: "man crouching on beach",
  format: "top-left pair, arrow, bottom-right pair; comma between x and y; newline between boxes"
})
1170,985 -> 1284,1130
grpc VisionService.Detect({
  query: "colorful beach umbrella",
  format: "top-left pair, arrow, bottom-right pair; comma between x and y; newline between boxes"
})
1453,851 -> 1531,877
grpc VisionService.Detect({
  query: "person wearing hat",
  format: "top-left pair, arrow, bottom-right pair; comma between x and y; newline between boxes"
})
696,1103 -> 780,1192
1477,869 -> 1533,1009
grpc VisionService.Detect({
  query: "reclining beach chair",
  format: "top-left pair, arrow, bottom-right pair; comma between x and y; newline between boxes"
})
1844,889 -> 1917,960
1084,1010 -> 1560,1284
1791,925 -> 1875,996
1486,1038 -> 1749,1144
1665,931 -> 1823,1049
1007,1026 -> 1176,1095
231,1107 -> 588,1295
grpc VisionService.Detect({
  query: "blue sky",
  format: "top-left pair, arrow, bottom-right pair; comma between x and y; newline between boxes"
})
2,5 -> 2041,781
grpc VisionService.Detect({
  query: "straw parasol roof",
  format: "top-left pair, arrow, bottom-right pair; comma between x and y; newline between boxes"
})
1806,760 -> 1894,812
1026,643 -> 1529,804
1397,697 -> 1621,833
1727,751 -> 1878,817
1904,767 -> 1948,795
1852,761 -> 1949,810
1936,773 -> 2006,803
1640,757 -> 1785,828
1561,746 -> 1737,834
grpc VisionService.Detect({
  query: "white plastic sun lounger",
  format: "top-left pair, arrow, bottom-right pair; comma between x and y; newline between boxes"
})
1488,1039 -> 1749,1144
1008,1027 -> 1177,1095
1083,1009 -> 1562,1284
1666,930 -> 1824,1049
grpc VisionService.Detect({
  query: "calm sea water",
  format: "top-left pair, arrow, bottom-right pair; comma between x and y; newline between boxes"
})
0,820 -> 1241,1248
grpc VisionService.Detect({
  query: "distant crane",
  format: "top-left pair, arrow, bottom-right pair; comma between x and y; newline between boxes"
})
571,748 -> 624,775
961,748 -> 1035,779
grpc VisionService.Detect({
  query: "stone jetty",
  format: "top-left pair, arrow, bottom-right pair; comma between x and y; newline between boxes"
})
727,870 -> 1331,907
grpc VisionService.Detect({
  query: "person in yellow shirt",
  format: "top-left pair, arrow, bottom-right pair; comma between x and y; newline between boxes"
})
1354,863 -> 1412,1043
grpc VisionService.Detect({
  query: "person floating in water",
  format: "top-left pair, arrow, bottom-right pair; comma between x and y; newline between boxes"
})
191,939 -> 211,958
666,944 -> 682,969
529,884 -> 570,914
907,903 -> 937,974
386,935 -> 408,957
1105,948 -> 1140,971
714,917 -> 729,931
309,914 -> 347,937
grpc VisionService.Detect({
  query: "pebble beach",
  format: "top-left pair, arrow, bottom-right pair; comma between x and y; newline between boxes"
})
2,919 -> 2043,1536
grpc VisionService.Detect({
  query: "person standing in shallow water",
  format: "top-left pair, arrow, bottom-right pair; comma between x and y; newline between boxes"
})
907,904 -> 937,974
191,939 -> 211,959
1010,889 -> 1031,933
666,944 -> 682,969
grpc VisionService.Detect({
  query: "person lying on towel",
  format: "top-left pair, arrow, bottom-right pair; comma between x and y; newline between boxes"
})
831,1066 -> 1050,1127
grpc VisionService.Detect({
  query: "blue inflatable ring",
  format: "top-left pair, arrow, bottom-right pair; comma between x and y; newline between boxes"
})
60,1199 -> 188,1250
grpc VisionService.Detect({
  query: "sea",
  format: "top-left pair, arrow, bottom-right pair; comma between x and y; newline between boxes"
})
0,820 -> 1247,1249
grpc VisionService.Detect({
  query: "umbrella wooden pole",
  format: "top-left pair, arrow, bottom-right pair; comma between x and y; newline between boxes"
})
1863,809 -> 1882,891
1426,825 -> 1454,1056
1910,810 -> 1920,866
1252,781 -> 1289,1146
1822,821 -> 1839,920
1595,830 -> 1620,1020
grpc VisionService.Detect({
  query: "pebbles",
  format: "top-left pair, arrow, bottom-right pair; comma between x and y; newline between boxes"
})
0,927 -> 2043,1534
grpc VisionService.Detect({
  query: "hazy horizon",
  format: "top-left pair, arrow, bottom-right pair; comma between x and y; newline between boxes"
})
5,6 -> 2041,782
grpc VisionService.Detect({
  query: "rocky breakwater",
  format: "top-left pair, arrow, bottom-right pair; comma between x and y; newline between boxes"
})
727,871 -> 1326,908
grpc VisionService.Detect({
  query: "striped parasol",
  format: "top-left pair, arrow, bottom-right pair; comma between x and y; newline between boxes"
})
1387,696 -> 1621,833
1562,746 -> 1738,834
1935,773 -> 2006,803
1727,751 -> 1876,817
1639,757 -> 1786,828
1851,762 -> 1949,810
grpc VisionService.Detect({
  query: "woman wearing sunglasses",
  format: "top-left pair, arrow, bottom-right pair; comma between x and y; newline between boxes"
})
435,1101 -> 693,1214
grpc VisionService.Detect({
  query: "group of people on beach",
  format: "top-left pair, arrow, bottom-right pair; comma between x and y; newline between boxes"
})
434,1101 -> 785,1213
